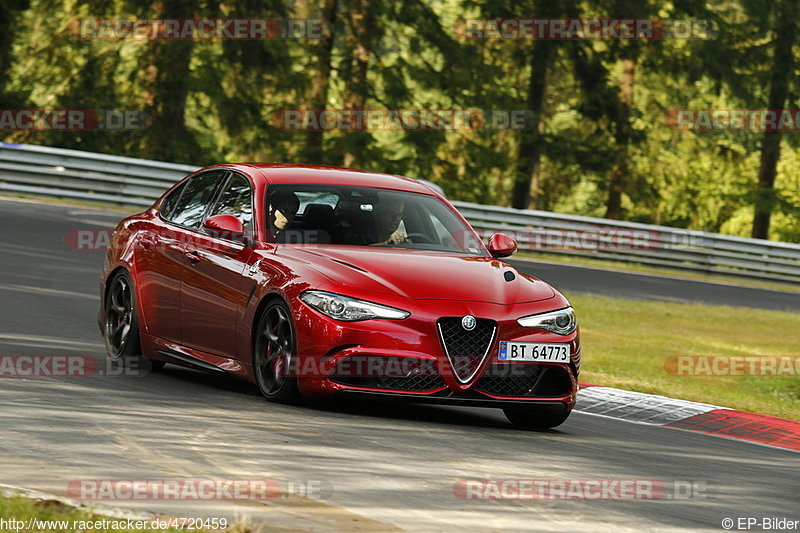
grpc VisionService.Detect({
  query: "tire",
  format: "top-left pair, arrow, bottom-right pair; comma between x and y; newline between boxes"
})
503,406 -> 572,430
253,299 -> 302,404
103,270 -> 142,360
103,270 -> 165,371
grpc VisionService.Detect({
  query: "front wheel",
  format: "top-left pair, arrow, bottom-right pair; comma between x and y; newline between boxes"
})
503,406 -> 572,430
253,299 -> 302,404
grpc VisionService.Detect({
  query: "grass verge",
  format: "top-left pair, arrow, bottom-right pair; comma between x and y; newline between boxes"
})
570,293 -> 800,420
0,494 -> 242,532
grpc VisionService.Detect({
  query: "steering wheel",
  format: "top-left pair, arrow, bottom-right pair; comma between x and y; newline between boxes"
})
405,232 -> 435,244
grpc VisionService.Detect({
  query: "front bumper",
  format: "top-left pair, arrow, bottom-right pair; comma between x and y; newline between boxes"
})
292,296 -> 580,407
336,389 -> 573,411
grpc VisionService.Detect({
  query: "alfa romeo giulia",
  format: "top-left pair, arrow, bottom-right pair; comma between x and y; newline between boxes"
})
99,164 -> 580,429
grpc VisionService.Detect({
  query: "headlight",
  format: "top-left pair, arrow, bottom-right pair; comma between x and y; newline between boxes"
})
517,307 -> 577,335
300,290 -> 410,321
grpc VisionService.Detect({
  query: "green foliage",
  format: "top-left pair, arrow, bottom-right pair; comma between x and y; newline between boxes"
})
1,0 -> 798,242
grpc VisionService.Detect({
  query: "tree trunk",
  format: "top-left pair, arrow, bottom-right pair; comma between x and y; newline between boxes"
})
0,0 -> 29,108
751,0 -> 796,239
305,0 -> 339,163
341,0 -> 376,167
512,39 -> 553,210
605,58 -> 635,220
137,0 -> 197,162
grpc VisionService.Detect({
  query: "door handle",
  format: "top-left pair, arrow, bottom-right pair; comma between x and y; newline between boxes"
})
186,251 -> 202,264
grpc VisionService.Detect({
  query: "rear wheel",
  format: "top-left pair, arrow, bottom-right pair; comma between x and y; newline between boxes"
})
104,271 -> 140,360
103,270 -> 165,370
503,406 -> 572,430
254,299 -> 302,404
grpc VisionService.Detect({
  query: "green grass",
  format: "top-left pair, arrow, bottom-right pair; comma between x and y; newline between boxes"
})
570,293 -> 800,420
0,495 -> 242,532
516,251 -> 800,295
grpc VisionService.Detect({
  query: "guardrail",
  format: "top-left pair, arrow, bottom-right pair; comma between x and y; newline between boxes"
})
0,142 -> 195,207
2,141 -> 799,284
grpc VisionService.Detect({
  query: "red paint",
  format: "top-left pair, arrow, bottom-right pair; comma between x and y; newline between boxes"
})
98,164 -> 580,409
487,232 -> 518,258
666,409 -> 800,451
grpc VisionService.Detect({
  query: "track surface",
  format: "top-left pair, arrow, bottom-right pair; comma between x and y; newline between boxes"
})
0,197 -> 798,532
508,261 -> 800,313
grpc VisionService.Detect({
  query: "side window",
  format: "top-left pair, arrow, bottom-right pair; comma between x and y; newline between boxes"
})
160,182 -> 186,221
170,171 -> 225,228
207,174 -> 253,228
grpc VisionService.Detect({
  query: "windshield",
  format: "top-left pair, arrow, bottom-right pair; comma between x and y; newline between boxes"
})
266,184 -> 486,255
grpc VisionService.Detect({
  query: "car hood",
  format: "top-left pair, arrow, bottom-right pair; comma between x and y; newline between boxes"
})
280,246 -> 556,304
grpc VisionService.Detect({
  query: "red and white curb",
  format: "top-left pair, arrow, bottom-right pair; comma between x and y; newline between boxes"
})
576,383 -> 800,452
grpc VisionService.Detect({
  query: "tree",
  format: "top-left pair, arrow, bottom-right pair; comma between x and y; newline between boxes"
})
688,0 -> 800,239
132,0 -> 199,161
751,0 -> 797,239
508,0 -> 577,210
3,0 -> 799,242
304,0 -> 339,163
511,29 -> 554,210
339,0 -> 380,167
0,0 -> 30,108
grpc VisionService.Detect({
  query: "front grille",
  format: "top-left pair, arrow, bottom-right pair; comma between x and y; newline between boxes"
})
330,356 -> 446,392
476,365 -> 572,397
437,317 -> 496,383
378,374 -> 446,392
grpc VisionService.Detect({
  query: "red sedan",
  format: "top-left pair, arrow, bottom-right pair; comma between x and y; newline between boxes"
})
99,164 -> 580,429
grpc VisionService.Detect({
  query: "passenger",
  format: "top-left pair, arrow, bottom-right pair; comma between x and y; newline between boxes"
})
268,190 -> 300,243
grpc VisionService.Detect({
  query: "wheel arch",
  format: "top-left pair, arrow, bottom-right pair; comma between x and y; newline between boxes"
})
250,292 -> 292,365
103,264 -> 150,333
102,266 -> 131,311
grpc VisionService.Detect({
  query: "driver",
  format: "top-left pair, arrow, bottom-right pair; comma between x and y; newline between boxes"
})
370,196 -> 408,246
268,189 -> 300,243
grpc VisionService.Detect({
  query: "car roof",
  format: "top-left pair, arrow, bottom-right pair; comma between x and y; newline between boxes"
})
224,163 -> 438,195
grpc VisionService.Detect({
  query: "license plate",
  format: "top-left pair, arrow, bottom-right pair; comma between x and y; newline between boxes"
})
498,341 -> 570,362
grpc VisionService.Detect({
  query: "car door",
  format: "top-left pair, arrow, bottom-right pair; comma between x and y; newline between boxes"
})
135,170 -> 226,343
180,172 -> 256,359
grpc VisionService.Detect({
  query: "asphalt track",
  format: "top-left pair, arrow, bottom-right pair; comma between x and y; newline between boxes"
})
0,196 -> 798,532
508,261 -> 800,313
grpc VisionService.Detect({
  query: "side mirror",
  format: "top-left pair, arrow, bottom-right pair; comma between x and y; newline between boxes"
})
487,233 -> 518,258
203,214 -> 245,240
